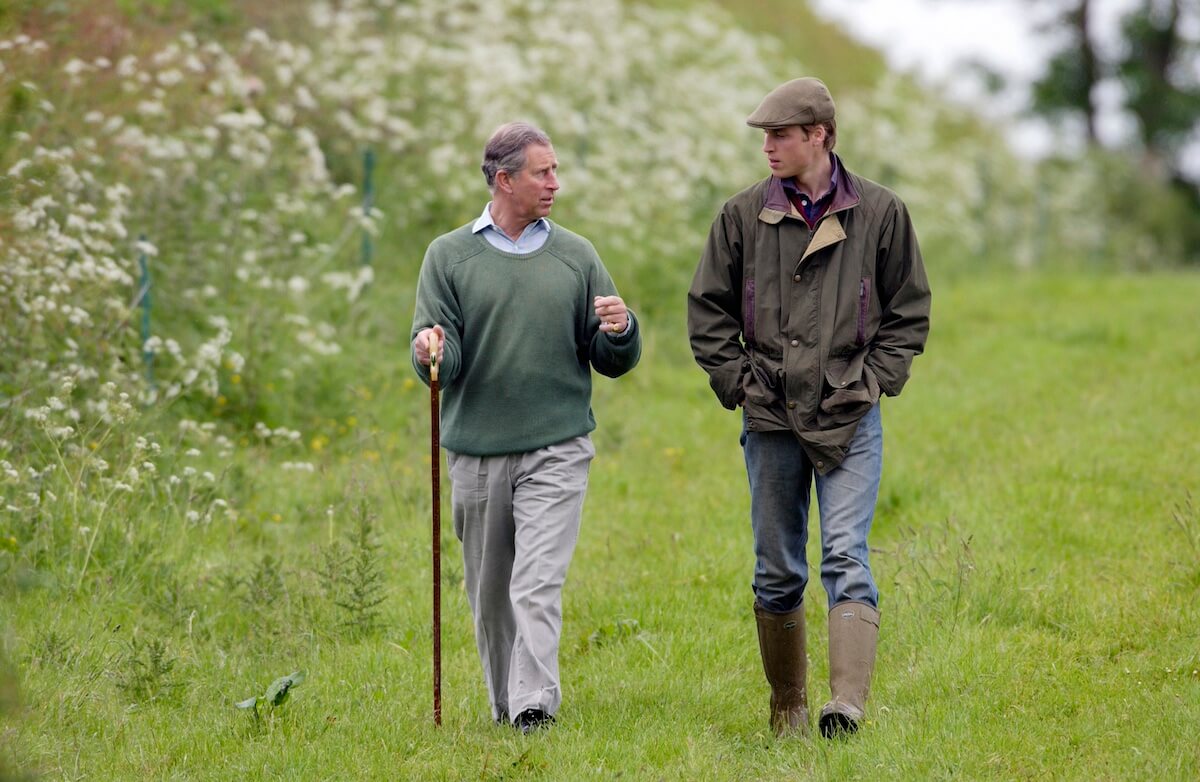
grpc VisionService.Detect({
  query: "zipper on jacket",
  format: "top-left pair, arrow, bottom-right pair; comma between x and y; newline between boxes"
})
856,277 -> 871,346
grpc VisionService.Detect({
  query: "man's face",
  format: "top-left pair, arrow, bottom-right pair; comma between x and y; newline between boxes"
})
506,143 -> 560,221
761,125 -> 824,179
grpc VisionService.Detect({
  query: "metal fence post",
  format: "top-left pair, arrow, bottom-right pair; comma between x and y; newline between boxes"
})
361,148 -> 375,267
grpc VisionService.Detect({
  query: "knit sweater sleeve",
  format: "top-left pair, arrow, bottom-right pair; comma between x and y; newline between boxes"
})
584,253 -> 642,378
410,236 -> 465,388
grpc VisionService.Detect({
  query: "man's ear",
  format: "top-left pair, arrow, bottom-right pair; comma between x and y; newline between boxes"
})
495,169 -> 513,194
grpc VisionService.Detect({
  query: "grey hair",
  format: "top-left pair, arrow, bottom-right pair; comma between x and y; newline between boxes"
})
481,121 -> 552,191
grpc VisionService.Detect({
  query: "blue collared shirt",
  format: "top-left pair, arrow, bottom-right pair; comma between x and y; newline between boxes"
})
472,203 -> 551,254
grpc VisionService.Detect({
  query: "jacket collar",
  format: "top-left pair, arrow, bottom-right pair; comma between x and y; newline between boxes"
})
757,154 -> 860,225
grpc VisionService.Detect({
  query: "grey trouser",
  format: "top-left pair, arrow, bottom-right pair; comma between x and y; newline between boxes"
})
446,435 -> 595,721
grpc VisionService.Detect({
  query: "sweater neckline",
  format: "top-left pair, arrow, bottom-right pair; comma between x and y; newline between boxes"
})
471,220 -> 559,259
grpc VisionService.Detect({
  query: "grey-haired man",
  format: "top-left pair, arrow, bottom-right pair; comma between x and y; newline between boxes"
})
688,78 -> 930,738
412,121 -> 641,733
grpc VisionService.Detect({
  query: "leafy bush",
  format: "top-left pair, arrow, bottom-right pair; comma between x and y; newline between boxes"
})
1,0 -> 1190,596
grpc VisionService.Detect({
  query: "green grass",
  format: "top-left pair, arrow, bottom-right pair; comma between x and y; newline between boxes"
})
640,0 -> 888,94
2,0 -> 1198,778
4,271 -> 1199,780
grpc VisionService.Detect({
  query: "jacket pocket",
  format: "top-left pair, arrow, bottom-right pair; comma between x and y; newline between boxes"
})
741,349 -> 783,409
856,277 -> 871,346
818,349 -> 880,426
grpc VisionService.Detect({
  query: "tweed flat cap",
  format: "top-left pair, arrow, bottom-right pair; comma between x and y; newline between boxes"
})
746,77 -> 835,129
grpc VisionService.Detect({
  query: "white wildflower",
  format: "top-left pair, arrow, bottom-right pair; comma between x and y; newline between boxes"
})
137,100 -> 166,117
246,28 -> 271,47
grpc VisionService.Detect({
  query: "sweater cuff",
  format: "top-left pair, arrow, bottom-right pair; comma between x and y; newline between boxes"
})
604,310 -> 639,344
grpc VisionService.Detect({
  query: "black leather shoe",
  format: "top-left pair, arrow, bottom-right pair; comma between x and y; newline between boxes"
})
512,708 -> 554,734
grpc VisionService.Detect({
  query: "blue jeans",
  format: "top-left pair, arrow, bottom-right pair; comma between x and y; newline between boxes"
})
741,404 -> 882,614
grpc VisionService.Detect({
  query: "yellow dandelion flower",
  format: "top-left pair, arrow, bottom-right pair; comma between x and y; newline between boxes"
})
231,374 -> 242,385
217,395 -> 228,406
346,416 -> 357,428
402,378 -> 417,391
272,513 -> 282,523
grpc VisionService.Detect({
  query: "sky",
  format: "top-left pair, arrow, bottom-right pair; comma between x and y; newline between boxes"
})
806,0 -> 1195,169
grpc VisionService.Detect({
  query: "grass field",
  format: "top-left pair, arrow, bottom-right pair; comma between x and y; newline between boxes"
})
3,270 -> 1198,780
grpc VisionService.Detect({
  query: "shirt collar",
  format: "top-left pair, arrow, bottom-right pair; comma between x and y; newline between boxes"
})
472,202 -> 550,238
780,153 -> 840,202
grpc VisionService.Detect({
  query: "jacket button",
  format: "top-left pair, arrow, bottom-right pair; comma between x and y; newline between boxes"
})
816,460 -> 824,469
790,339 -> 799,347
793,274 -> 801,282
787,401 -> 796,409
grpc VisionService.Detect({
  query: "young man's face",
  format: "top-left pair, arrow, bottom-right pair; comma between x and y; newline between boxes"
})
761,125 -> 824,179
506,143 -> 560,222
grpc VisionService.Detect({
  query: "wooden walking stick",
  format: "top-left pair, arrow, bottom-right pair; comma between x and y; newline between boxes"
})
429,331 -> 442,727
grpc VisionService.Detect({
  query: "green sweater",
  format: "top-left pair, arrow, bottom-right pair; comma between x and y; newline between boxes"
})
411,221 -> 641,456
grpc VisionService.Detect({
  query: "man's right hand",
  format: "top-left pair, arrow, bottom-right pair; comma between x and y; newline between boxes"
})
414,325 -> 446,366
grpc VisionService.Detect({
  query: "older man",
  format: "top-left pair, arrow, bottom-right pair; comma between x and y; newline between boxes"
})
688,78 -> 930,738
411,121 -> 641,733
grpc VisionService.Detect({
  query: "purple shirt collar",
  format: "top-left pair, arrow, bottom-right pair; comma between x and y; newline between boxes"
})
762,153 -> 859,221
780,153 -> 840,203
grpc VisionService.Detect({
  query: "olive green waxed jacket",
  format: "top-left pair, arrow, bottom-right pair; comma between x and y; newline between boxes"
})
687,161 -> 931,473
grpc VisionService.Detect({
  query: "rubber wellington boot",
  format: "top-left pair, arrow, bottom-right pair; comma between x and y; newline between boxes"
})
819,600 -> 880,738
753,602 -> 809,737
